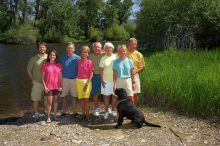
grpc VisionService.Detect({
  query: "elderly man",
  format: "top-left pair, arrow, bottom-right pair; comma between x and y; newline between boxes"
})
126,38 -> 145,106
59,42 -> 81,116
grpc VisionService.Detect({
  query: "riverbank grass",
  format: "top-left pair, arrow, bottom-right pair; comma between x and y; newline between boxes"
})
139,49 -> 220,117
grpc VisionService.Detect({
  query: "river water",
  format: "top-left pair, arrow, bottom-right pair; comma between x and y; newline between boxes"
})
0,43 -> 83,118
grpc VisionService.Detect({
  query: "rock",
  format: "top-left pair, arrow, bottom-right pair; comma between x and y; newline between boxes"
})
40,134 -> 57,141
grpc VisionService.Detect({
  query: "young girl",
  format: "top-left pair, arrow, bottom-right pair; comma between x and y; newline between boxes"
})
76,45 -> 94,121
41,49 -> 63,123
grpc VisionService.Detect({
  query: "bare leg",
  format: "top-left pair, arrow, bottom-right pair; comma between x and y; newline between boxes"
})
80,99 -> 85,116
62,97 -> 67,114
128,96 -> 135,105
72,97 -> 77,114
133,94 -> 138,106
47,96 -> 53,122
103,95 -> 110,112
85,99 -> 90,118
111,95 -> 117,111
93,94 -> 99,109
33,101 -> 39,113
44,96 -> 47,113
53,95 -> 58,120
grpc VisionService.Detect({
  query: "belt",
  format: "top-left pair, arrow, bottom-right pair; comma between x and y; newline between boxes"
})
65,78 -> 75,79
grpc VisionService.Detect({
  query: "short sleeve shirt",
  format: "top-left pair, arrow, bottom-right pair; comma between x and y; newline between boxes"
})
77,59 -> 94,79
59,54 -> 81,78
41,62 -> 63,90
27,54 -> 47,83
99,54 -> 117,81
89,53 -> 105,74
126,50 -> 145,69
113,58 -> 134,78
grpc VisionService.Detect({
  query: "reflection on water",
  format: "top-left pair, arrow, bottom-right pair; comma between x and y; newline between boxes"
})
0,43 -> 81,118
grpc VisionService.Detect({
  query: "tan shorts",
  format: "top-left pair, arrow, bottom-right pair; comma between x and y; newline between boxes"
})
31,81 -> 44,101
60,78 -> 77,97
116,78 -> 133,96
133,74 -> 141,94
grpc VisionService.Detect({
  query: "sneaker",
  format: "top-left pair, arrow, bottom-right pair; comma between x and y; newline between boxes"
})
104,112 -> 109,120
111,111 -> 117,117
93,108 -> 100,117
32,113 -> 40,122
108,108 -> 112,114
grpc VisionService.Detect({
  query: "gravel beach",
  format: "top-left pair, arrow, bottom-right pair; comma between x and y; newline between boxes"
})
0,107 -> 219,146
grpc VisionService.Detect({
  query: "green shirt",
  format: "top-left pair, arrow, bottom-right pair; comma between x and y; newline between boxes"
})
89,53 -> 105,74
27,54 -> 47,83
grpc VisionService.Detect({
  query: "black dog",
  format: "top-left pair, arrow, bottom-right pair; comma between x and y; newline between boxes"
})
115,88 -> 161,128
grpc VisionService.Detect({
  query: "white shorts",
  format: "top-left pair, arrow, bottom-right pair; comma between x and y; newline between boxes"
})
133,74 -> 141,94
60,78 -> 77,97
101,80 -> 114,96
116,78 -> 133,96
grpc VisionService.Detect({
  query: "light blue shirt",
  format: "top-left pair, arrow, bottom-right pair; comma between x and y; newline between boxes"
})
59,54 -> 81,78
113,58 -> 134,78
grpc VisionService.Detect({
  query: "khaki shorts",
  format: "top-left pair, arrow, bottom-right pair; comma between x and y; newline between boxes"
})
60,78 -> 77,97
116,78 -> 133,96
133,74 -> 141,94
31,81 -> 44,101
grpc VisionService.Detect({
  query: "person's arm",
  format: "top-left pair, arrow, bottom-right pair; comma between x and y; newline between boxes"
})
99,67 -> 106,88
133,67 -> 144,74
113,70 -> 118,92
27,68 -> 35,84
41,71 -> 48,93
131,68 -> 135,90
84,68 -> 94,92
27,59 -> 35,84
59,73 -> 63,91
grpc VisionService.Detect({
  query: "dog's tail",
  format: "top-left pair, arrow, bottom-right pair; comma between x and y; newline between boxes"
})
144,120 -> 161,128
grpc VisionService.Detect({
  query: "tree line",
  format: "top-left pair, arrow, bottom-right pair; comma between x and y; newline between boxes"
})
0,0 -> 220,49
136,0 -> 220,49
0,0 -> 135,44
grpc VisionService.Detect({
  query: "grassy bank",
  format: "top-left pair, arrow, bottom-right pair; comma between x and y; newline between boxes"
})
139,49 -> 220,117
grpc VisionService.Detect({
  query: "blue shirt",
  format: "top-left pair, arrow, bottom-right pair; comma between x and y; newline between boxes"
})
113,58 -> 134,78
59,54 -> 81,78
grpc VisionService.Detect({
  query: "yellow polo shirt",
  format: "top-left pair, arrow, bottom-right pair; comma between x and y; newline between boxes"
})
126,50 -> 145,69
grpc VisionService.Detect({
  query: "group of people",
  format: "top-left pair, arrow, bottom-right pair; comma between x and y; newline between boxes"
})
27,38 -> 145,123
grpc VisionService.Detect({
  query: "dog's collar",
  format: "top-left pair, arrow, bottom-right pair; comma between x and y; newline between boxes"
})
118,99 -> 127,103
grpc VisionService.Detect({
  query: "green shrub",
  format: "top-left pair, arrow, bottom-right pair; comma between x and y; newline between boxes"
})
43,27 -> 64,43
5,24 -> 39,44
104,23 -> 130,41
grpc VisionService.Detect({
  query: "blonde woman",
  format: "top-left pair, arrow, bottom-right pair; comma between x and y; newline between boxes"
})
76,46 -> 94,121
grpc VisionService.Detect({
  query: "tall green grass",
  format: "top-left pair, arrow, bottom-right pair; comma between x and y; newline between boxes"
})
139,49 -> 220,117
